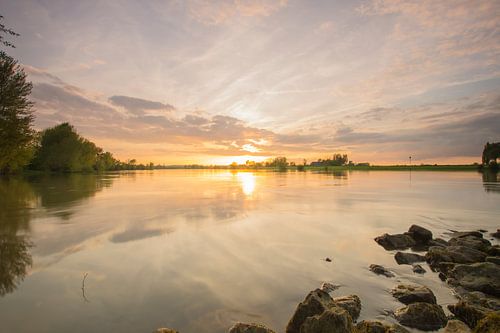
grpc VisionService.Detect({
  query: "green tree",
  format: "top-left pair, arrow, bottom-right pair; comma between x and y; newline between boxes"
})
32,123 -> 99,172
0,51 -> 35,174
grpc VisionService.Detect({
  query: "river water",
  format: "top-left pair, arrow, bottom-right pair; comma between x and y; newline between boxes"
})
0,170 -> 499,332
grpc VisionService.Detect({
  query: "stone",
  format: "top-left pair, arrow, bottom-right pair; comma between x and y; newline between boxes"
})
408,225 -> 433,244
486,245 -> 500,256
448,262 -> 500,296
428,238 -> 449,247
320,282 -> 340,293
491,229 -> 500,239
369,264 -> 394,278
374,233 -> 416,250
449,231 -> 484,239
286,289 -> 336,333
333,295 -> 361,321
299,307 -> 354,333
228,323 -> 276,333
355,320 -> 409,333
443,320 -> 471,333
426,246 -> 487,267
449,236 -> 491,252
448,301 -> 491,329
412,264 -> 426,274
394,302 -> 447,331
154,329 -> 179,333
394,252 -> 426,265
391,284 -> 437,305
485,256 -> 500,265
473,312 -> 500,333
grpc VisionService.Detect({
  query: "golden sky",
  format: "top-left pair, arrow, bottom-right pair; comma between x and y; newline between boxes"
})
3,0 -> 500,164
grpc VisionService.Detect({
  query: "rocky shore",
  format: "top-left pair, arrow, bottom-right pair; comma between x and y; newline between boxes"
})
155,226 -> 500,333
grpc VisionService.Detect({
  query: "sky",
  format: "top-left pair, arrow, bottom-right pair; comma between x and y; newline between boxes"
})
1,0 -> 499,165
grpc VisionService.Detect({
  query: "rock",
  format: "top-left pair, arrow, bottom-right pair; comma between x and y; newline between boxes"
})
333,295 -> 361,321
428,238 -> 449,247
448,301 -> 491,329
449,236 -> 491,252
437,262 -> 458,276
286,289 -> 336,333
443,320 -> 471,333
473,312 -> 500,333
412,264 -> 426,274
450,231 -> 484,239
486,245 -> 500,256
228,323 -> 276,333
395,252 -> 426,265
448,262 -> 500,296
485,256 -> 500,265
355,320 -> 409,333
154,329 -> 179,333
491,229 -> 500,239
300,307 -> 354,333
374,233 -> 416,250
408,225 -> 433,244
460,291 -> 500,311
320,282 -> 340,293
394,302 -> 447,331
426,246 -> 487,267
369,264 -> 394,278
391,284 -> 437,305
325,257 -> 332,262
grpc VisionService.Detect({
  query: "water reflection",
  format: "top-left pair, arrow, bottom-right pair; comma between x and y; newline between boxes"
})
482,170 -> 500,193
236,172 -> 256,196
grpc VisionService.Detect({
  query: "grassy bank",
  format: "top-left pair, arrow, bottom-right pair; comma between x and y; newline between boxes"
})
302,164 -> 480,172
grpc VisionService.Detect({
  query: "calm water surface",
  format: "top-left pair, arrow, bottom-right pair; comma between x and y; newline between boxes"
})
1,170 -> 499,333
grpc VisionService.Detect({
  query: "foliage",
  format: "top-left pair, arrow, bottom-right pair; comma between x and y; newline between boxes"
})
482,142 -> 500,165
267,156 -> 288,171
31,123 -> 100,172
0,16 -> 19,48
0,51 -> 35,174
311,154 -> 349,167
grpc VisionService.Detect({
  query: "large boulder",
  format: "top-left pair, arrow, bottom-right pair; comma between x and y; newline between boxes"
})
391,284 -> 437,305
374,233 -> 416,250
394,252 -> 426,265
449,236 -> 491,252
486,245 -> 500,256
448,262 -> 500,296
448,301 -> 492,329
485,256 -> 500,265
473,312 -> 500,333
443,320 -> 471,333
355,320 -> 409,333
426,246 -> 487,267
299,307 -> 354,333
394,302 -> 447,331
407,225 -> 433,244
228,323 -> 276,333
332,295 -> 361,321
369,264 -> 394,278
428,238 -> 449,247
286,289 -> 336,333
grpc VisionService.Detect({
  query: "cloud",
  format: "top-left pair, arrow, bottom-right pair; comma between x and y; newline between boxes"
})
109,95 -> 175,116
187,0 -> 288,25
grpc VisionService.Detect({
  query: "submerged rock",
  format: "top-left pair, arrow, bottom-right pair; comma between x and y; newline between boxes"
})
449,236 -> 491,252
286,289 -> 336,333
448,262 -> 500,296
300,307 -> 354,333
154,329 -> 179,333
374,233 -> 416,250
355,320 -> 409,333
228,323 -> 276,333
369,264 -> 395,278
394,302 -> 447,331
407,225 -> 433,244
391,284 -> 437,305
394,252 -> 426,265
426,246 -> 487,267
333,295 -> 361,321
443,320 -> 471,333
320,282 -> 340,294
473,312 -> 500,333
449,231 -> 484,239
412,264 -> 426,274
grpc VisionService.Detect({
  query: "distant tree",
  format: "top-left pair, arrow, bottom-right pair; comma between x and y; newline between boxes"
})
269,156 -> 288,171
482,142 -> 500,166
0,51 -> 35,174
0,16 -> 19,48
95,151 -> 118,171
31,123 -> 99,172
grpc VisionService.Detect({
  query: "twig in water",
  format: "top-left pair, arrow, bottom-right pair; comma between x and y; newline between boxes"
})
81,272 -> 90,303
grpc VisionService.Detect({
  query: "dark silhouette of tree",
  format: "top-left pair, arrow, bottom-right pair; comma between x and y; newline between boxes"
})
482,142 -> 500,166
0,51 -> 35,174
0,233 -> 32,296
0,15 -> 19,48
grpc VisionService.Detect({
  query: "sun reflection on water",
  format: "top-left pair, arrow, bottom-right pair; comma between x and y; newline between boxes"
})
236,172 -> 256,196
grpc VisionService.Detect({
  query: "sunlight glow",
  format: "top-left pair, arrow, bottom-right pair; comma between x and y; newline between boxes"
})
237,172 -> 256,196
